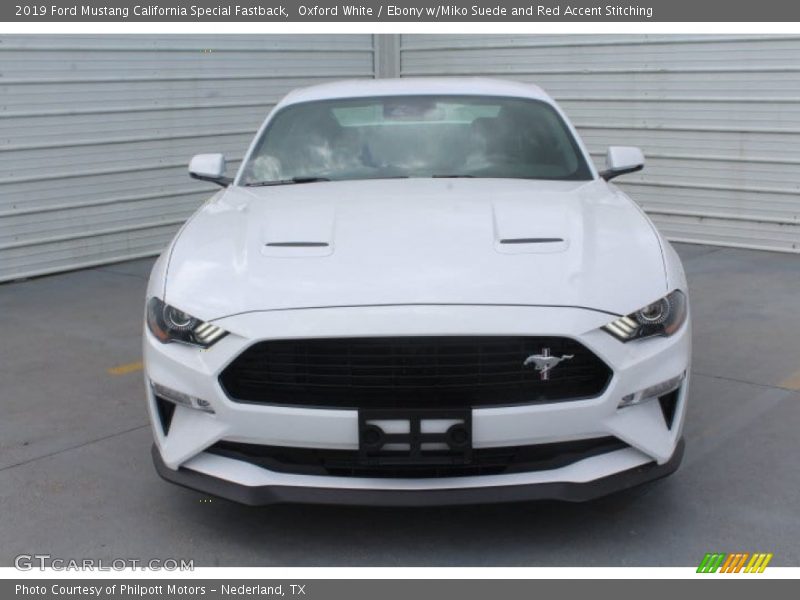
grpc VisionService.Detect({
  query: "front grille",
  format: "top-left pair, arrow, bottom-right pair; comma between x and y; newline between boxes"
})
208,437 -> 627,478
219,336 -> 612,408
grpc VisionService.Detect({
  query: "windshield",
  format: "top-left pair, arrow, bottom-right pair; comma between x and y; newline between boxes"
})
240,95 -> 593,185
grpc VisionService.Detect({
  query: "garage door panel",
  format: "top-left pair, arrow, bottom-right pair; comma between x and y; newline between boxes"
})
401,38 -> 800,73
0,76 -> 363,113
561,100 -> 800,130
4,34 -> 375,52
0,162 -> 237,213
651,214 -> 800,252
0,50 -> 374,79
0,225 -> 181,282
1,105 -> 271,147
0,193 -> 204,248
597,155 -> 800,191
512,72 -> 800,99
1,135 -> 249,181
619,183 -> 800,223
400,34 -> 800,51
579,128 -> 800,160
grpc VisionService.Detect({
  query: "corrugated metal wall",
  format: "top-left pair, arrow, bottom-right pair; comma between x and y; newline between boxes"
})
399,34 -> 800,253
0,35 -> 377,282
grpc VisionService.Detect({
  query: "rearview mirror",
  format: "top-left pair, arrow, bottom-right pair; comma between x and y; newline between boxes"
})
600,146 -> 644,181
189,154 -> 232,187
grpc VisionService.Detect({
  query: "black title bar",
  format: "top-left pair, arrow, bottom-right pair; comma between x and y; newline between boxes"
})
3,0 -> 800,22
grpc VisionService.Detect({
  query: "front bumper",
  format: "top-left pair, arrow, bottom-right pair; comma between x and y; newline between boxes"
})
144,303 -> 691,505
153,439 -> 685,506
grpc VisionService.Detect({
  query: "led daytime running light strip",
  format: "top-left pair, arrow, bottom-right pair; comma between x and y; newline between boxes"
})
603,315 -> 638,340
193,321 -> 226,344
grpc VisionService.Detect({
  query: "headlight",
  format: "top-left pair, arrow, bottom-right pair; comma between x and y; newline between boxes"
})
603,290 -> 687,342
146,297 -> 228,348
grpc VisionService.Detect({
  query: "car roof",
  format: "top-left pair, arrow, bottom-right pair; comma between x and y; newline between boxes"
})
278,77 -> 554,107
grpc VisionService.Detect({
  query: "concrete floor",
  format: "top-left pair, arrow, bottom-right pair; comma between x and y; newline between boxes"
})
1,243 -> 799,567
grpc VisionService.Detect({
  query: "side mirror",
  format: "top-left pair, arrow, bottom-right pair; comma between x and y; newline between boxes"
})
188,153 -> 232,187
600,146 -> 644,181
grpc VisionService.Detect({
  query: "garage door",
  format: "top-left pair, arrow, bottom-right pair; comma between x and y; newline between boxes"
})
399,34 -> 800,253
0,35 -> 377,282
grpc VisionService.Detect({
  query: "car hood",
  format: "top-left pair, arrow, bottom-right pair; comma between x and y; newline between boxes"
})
165,178 -> 667,320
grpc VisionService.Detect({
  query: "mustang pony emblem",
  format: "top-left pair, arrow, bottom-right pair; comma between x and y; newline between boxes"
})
523,348 -> 574,380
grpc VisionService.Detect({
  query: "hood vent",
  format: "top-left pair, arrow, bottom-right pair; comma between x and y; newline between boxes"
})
261,240 -> 334,258
500,237 -> 564,245
491,199 -> 572,255
494,236 -> 569,255
266,241 -> 329,248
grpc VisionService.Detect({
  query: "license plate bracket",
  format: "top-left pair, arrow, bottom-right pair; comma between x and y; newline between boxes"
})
358,408 -> 472,466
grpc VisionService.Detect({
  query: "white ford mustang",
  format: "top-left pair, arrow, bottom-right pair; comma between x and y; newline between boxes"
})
144,78 -> 690,506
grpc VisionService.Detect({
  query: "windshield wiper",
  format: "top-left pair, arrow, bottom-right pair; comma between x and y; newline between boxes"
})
432,174 -> 475,178
245,176 -> 331,187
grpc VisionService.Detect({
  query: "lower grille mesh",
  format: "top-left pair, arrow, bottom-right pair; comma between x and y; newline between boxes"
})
208,437 -> 627,478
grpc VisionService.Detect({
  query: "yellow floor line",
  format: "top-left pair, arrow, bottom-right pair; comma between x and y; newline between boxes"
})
107,361 -> 144,376
779,369 -> 800,391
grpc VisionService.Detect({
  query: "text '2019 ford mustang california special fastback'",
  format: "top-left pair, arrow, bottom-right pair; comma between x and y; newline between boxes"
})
144,78 -> 690,506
